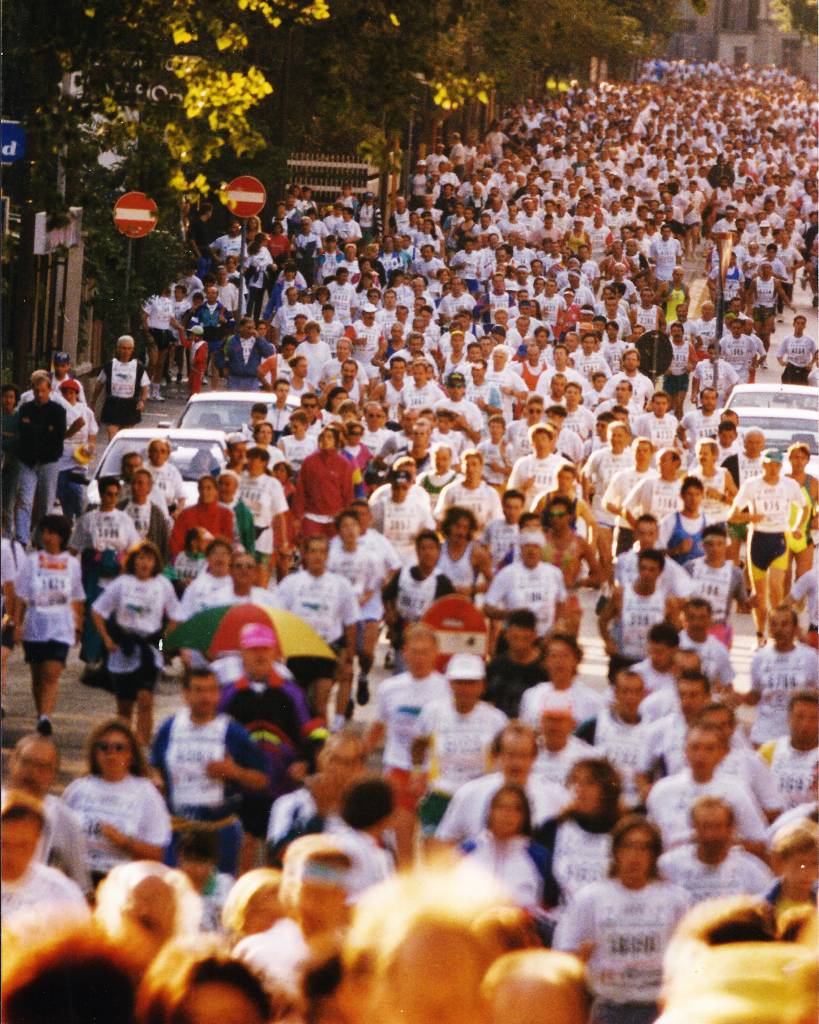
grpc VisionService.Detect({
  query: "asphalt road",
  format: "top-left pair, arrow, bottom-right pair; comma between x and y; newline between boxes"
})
2,266 -> 815,790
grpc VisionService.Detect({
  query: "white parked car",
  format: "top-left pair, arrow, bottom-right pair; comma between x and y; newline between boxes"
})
724,384 -> 819,476
171,391 -> 299,435
84,428 -> 227,509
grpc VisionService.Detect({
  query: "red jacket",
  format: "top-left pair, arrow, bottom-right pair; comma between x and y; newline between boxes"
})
292,449 -> 354,521
169,501 -> 235,557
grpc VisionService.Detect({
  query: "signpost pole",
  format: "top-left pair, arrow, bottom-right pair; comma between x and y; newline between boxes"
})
238,218 -> 247,317
224,177 -> 266,323
113,191 -> 158,342
124,238 -> 134,332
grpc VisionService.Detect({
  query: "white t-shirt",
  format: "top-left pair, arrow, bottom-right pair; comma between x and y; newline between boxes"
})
270,569 -> 360,643
327,541 -> 386,618
98,358 -> 150,400
485,562 -> 567,637
622,475 -> 682,522
62,775 -> 172,875
92,574 -> 180,673
434,481 -> 503,529
507,453 -> 566,508
762,736 -> 819,811
177,571 -> 233,618
15,550 -> 84,645
148,461 -> 186,510
1,861 -> 90,924
239,473 -> 288,554
554,879 -> 689,1003
235,917 -> 309,993
532,736 -> 594,787
646,768 -> 768,849
375,670 -> 451,770
161,709 -> 234,811
70,509 -> 140,555
436,770 -> 567,843
734,474 -> 806,534
56,403 -> 98,472
582,448 -> 634,526
749,643 -> 819,744
278,433 -> 317,473
520,681 -> 604,730
658,844 -> 773,905
414,697 -> 507,795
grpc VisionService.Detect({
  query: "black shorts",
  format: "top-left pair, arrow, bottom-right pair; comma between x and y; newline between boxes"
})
110,665 -> 159,701
1,621 -> 15,650
100,395 -> 141,428
287,652 -> 340,688
749,531 -> 787,573
782,363 -> 810,385
23,640 -> 69,664
239,793 -> 274,839
149,328 -> 175,352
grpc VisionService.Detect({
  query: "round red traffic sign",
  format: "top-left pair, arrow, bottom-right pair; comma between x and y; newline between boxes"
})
421,595 -> 488,671
113,192 -> 158,238
225,175 -> 266,218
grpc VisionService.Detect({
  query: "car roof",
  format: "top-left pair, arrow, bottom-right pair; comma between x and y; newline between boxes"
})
103,428 -> 227,442
729,384 -> 818,396
732,407 -> 818,419
184,392 -> 275,403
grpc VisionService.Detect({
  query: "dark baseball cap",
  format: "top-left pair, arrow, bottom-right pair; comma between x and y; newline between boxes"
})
446,372 -> 466,387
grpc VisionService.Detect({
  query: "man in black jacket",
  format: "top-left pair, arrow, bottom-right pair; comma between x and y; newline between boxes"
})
15,373 -> 67,545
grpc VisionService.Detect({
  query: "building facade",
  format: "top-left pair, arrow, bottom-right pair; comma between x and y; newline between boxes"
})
668,0 -> 816,80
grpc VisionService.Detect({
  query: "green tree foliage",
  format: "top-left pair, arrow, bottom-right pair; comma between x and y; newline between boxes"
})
770,0 -> 818,41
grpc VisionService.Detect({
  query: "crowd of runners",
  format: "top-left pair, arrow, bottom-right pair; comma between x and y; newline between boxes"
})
0,58 -> 817,1024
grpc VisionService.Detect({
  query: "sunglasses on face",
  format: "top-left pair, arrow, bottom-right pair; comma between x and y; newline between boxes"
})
96,741 -> 129,753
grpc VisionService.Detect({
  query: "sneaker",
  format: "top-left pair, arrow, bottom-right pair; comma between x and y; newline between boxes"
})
153,389 -> 165,402
356,676 -> 370,706
36,715 -> 53,737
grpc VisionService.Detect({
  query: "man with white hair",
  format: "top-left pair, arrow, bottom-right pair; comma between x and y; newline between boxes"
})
92,335 -> 150,441
486,345 -> 528,421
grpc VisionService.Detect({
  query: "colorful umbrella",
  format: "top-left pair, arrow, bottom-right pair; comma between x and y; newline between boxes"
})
166,604 -> 336,662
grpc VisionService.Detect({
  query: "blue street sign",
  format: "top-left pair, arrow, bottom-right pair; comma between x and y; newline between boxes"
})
1,120 -> 26,164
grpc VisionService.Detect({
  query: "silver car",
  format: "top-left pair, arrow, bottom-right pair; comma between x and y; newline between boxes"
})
85,428 -> 227,509
172,391 -> 299,435
725,384 -> 819,476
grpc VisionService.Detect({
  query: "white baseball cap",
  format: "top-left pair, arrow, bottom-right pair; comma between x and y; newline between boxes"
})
446,653 -> 486,681
362,303 -> 378,314
519,529 -> 546,547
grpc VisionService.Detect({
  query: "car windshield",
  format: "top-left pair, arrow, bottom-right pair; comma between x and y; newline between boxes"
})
729,391 -> 818,412
96,439 -> 225,480
178,399 -> 276,432
740,416 -> 818,454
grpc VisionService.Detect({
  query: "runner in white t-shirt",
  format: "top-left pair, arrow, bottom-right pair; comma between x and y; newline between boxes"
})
411,653 -> 507,836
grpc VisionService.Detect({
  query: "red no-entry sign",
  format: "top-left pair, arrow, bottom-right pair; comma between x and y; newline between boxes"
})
113,192 -> 158,238
225,175 -> 266,218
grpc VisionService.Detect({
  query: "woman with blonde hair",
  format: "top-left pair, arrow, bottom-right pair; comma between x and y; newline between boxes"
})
220,867 -> 283,944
